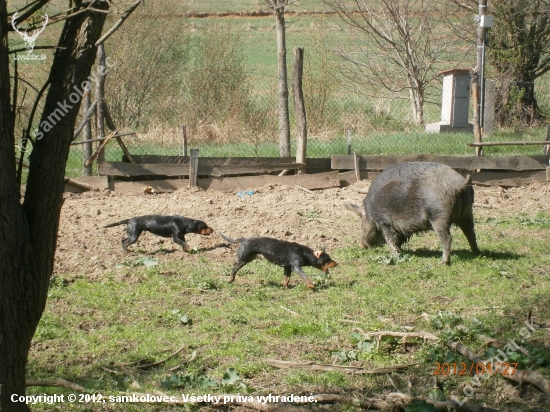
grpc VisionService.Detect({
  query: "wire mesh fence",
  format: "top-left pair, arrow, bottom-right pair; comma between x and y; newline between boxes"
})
65,72 -> 550,178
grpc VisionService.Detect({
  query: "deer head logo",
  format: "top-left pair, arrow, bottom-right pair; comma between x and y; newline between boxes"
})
12,11 -> 48,54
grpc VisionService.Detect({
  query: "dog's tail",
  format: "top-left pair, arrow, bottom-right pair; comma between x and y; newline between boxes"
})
103,219 -> 130,228
219,233 -> 244,244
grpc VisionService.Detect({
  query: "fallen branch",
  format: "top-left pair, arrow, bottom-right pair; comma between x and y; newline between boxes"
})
280,305 -> 298,316
473,202 -> 493,209
122,392 -> 311,410
64,178 -> 99,192
221,399 -> 311,411
295,185 -> 314,194
136,344 -> 188,370
110,390 -> 500,411
362,330 -> 440,342
167,350 -> 197,373
383,392 -> 501,412
101,366 -> 125,375
26,378 -> 85,392
477,334 -> 530,356
447,340 -> 550,394
264,359 -> 416,375
338,318 -> 362,324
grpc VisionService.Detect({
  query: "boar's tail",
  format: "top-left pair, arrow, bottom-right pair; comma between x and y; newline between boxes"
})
460,174 -> 475,201
103,219 -> 130,228
219,233 -> 244,244
343,200 -> 364,218
459,174 -> 473,190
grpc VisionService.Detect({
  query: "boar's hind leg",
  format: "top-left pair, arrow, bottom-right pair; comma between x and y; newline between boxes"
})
458,220 -> 481,256
432,220 -> 452,265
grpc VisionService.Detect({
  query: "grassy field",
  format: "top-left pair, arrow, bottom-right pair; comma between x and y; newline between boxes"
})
28,204 -> 550,411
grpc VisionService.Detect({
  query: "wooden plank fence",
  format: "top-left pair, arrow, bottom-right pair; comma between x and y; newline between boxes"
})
331,154 -> 549,172
332,154 -> 550,187
98,161 -> 305,178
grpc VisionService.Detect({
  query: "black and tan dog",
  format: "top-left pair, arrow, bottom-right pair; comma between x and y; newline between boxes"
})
220,233 -> 338,290
104,215 -> 213,254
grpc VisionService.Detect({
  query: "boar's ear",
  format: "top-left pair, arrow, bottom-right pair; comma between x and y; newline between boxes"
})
313,250 -> 324,259
343,200 -> 364,218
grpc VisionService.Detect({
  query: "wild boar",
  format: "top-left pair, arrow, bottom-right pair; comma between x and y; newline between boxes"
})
344,162 -> 480,264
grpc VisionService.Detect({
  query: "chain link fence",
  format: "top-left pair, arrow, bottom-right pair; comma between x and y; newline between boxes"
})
65,71 -> 550,178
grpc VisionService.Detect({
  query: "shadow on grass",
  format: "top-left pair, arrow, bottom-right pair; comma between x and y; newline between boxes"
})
410,248 -> 523,261
144,243 -> 228,255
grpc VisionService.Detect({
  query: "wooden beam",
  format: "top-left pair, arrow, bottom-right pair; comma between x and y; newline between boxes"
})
84,130 -> 117,167
64,178 -> 99,191
470,170 -> 547,187
468,141 -> 550,147
98,161 -> 306,177
126,155 -> 297,164
353,152 -> 360,182
338,169 -> 547,188
71,131 -> 135,145
115,135 -> 136,164
189,148 -> 198,188
64,176 -> 109,193
331,154 -> 549,172
109,171 -> 340,193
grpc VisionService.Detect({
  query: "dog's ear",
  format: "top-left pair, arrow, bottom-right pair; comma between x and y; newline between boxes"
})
313,250 -> 324,259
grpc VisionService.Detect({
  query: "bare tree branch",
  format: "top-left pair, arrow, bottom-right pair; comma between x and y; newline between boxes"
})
324,0 -> 461,124
95,0 -> 142,46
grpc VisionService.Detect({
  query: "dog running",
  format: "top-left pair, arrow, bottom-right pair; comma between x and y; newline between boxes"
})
104,215 -> 213,254
220,233 -> 338,290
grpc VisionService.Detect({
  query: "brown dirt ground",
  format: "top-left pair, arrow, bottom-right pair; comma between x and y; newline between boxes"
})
55,180 -> 550,277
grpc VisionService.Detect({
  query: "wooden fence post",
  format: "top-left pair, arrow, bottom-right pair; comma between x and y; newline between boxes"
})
471,70 -> 483,157
544,125 -> 550,156
96,44 -> 107,162
82,90 -> 93,176
293,47 -> 307,175
189,148 -> 199,188
347,129 -> 352,155
182,125 -> 188,158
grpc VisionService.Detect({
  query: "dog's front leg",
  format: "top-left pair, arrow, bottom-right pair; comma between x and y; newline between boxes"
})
173,234 -> 190,251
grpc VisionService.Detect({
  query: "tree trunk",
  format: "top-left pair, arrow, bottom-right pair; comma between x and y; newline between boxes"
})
0,2 -> 110,410
518,79 -> 542,126
96,43 -> 106,161
495,77 -> 544,127
275,3 -> 290,157
0,3 -> 35,411
408,82 -> 424,125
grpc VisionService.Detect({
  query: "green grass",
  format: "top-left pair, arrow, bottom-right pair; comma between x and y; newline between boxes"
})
28,213 -> 550,411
